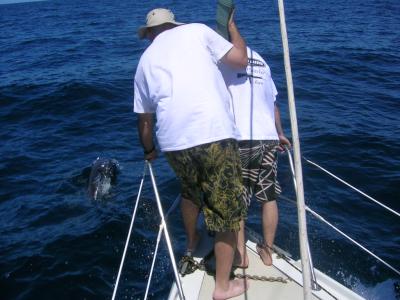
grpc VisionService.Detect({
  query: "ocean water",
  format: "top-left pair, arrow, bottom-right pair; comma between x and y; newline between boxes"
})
0,0 -> 399,299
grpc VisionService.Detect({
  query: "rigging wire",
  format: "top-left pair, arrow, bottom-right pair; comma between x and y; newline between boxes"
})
284,150 -> 399,275
279,194 -> 400,276
303,157 -> 400,218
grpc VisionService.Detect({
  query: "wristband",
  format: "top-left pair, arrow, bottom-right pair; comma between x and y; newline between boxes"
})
144,145 -> 155,155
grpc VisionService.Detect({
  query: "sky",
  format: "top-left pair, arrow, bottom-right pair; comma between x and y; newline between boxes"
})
0,0 -> 45,4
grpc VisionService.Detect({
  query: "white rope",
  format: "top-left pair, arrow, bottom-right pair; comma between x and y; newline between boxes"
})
112,163 -> 147,300
280,195 -> 400,276
286,149 -> 320,290
144,195 -> 181,300
304,158 -> 400,218
278,0 -> 313,298
148,162 -> 185,300
286,147 -> 297,191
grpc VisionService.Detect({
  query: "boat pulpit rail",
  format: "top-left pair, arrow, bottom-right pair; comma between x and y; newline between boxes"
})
111,161 -> 185,300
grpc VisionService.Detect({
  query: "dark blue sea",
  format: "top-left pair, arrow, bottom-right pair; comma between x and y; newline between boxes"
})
0,0 -> 399,299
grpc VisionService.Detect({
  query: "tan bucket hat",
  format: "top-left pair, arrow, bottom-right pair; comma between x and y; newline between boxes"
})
138,8 -> 184,39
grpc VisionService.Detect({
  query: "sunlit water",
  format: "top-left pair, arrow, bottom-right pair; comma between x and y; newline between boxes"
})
0,0 -> 399,299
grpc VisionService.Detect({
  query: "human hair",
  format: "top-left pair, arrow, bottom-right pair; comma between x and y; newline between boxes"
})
147,23 -> 178,41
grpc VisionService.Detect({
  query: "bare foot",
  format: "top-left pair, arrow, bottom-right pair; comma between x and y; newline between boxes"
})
213,279 -> 249,300
233,251 -> 249,269
256,244 -> 272,266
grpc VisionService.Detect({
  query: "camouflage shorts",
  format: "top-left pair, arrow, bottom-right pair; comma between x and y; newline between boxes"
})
238,140 -> 281,206
165,139 -> 247,232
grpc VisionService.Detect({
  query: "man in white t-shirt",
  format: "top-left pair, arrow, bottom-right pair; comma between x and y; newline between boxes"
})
133,8 -> 249,299
221,48 -> 291,267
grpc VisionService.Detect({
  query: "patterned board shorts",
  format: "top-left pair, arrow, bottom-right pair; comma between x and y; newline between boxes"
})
164,139 -> 247,232
238,140 -> 281,206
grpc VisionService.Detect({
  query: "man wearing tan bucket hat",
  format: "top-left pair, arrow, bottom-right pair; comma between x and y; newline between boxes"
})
137,8 -> 185,40
133,7 -> 248,300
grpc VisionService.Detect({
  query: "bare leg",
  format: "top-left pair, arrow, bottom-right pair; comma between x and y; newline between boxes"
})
234,220 -> 249,268
181,197 -> 200,252
257,200 -> 278,266
213,231 -> 248,300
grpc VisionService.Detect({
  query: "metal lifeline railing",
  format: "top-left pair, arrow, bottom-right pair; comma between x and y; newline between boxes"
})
111,163 -> 147,300
283,150 -> 400,277
303,157 -> 400,218
144,193 -> 180,299
111,161 -> 185,300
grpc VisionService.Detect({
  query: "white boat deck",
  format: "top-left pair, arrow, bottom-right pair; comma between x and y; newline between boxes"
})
199,248 -> 311,300
168,229 -> 365,300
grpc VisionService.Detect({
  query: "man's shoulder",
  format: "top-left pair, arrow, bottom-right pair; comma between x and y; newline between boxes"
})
138,41 -> 158,64
178,23 -> 211,33
137,50 -> 149,67
135,48 -> 152,78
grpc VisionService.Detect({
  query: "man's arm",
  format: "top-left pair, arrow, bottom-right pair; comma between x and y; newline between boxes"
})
138,113 -> 157,160
274,103 -> 291,150
221,12 -> 247,68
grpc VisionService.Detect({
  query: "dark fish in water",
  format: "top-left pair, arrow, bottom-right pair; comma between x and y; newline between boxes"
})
87,157 -> 120,200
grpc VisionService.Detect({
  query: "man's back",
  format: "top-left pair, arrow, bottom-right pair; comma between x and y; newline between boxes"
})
221,48 -> 279,141
133,9 -> 250,298
134,23 -> 239,151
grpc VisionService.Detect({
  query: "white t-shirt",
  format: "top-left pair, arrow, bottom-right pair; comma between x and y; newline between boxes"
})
134,23 -> 239,151
221,48 -> 279,141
